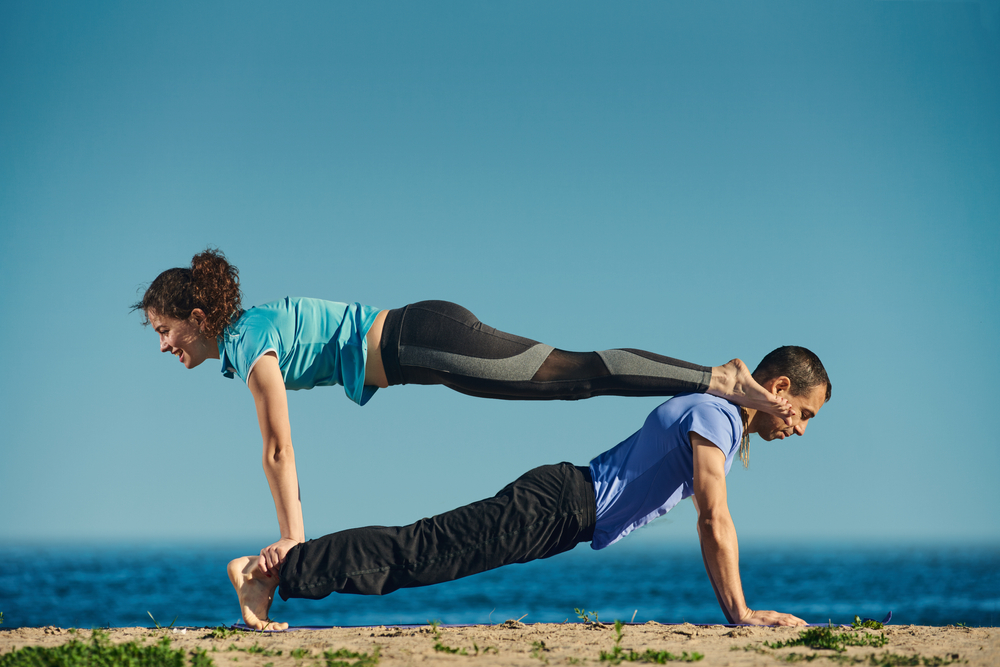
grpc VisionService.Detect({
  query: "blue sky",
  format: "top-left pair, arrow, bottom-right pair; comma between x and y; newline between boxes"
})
1,1 -> 997,549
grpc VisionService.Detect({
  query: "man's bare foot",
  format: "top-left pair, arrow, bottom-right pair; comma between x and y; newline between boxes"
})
708,359 -> 795,425
227,556 -> 289,631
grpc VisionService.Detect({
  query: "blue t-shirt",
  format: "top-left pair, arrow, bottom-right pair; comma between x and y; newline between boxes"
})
218,298 -> 382,406
589,394 -> 742,550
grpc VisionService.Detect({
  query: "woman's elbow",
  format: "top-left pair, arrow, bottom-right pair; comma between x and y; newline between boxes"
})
262,441 -> 294,467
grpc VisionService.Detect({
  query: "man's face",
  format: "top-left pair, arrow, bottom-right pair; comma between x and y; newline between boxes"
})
751,380 -> 827,441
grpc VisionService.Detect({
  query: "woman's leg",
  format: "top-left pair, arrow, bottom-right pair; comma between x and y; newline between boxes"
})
277,463 -> 595,600
379,301 -> 712,400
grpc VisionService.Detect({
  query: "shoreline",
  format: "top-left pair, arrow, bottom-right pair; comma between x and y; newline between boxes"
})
1,622 -> 995,666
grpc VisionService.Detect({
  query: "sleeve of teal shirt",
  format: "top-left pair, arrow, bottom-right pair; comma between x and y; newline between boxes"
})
232,312 -> 282,385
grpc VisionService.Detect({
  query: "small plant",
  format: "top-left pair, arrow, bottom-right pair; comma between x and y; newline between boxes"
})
576,607 -> 601,624
228,643 -> 282,657
428,620 -> 463,654
0,612 -> 4,625
852,616 -> 885,630
764,627 -> 888,653
206,626 -> 246,640
323,646 -> 380,667
433,639 -> 465,655
780,651 -> 963,666
148,610 -> 179,629
191,647 -> 214,667
0,629 -> 215,667
532,640 -> 550,663
291,648 -> 310,659
600,620 -> 703,664
427,621 -> 495,656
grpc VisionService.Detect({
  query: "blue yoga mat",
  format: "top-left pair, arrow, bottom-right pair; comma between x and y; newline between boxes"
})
231,612 -> 892,633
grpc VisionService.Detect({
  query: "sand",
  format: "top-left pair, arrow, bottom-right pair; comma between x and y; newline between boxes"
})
0,621 -> 995,666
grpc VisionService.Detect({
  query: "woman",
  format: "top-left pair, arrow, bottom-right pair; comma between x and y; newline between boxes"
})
133,249 -> 792,576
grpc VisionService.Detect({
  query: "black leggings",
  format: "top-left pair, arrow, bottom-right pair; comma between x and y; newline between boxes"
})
278,463 -> 595,600
379,301 -> 711,400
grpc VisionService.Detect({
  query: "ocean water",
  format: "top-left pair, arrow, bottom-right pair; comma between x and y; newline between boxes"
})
0,542 -> 996,629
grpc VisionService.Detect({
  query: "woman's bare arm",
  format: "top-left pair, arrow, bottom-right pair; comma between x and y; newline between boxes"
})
247,352 -> 305,576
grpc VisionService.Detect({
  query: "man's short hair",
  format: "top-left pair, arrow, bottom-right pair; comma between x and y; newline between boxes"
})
753,346 -> 831,402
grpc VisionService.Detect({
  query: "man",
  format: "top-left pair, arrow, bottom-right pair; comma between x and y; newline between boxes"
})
229,346 -> 831,629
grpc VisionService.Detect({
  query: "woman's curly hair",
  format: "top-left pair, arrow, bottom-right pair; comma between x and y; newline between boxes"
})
132,248 -> 243,339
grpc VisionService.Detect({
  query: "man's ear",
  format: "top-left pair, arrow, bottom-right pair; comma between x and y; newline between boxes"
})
771,376 -> 792,395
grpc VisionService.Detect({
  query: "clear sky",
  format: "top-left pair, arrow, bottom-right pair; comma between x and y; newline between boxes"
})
1,1 -> 998,548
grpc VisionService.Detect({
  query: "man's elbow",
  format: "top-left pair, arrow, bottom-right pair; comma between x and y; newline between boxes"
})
697,510 -> 733,543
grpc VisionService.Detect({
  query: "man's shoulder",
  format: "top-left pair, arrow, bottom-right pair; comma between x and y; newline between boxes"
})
654,393 -> 740,421
646,394 -> 741,442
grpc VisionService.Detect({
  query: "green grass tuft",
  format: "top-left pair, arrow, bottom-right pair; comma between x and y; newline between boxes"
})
322,646 -> 380,667
226,643 -> 282,657
600,620 -> 704,664
147,611 -> 179,630
764,627 -> 888,653
781,651 -> 963,665
851,616 -> 885,631
204,627 -> 246,641
0,629 -> 213,667
531,640 -> 550,663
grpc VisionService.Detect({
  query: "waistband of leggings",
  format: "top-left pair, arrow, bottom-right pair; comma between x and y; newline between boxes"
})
380,305 -> 407,387
575,464 -> 597,544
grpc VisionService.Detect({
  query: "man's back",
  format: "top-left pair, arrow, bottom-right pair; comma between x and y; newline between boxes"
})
589,394 -> 742,549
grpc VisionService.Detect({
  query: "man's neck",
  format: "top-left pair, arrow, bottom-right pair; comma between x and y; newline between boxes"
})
741,407 -> 758,436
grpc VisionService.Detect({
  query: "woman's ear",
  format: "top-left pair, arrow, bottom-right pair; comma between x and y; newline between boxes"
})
190,308 -> 208,331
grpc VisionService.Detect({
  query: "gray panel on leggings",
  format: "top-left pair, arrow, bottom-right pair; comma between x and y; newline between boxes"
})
597,349 -> 709,386
399,343 -> 555,381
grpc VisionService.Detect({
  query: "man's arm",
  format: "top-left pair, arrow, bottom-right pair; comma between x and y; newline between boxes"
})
690,432 -> 805,626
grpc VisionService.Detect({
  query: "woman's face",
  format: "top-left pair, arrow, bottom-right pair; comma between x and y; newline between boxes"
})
148,309 -> 217,369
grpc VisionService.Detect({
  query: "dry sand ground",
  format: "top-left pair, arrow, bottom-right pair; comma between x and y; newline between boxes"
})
1,621 -> 996,667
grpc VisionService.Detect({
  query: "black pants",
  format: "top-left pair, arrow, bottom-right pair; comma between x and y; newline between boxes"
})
278,463 -> 596,600
379,301 -> 711,400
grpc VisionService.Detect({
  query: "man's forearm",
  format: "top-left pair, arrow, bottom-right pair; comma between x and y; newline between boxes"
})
697,510 -> 748,623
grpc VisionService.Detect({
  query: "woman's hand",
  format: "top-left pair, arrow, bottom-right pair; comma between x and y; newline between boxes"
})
258,537 -> 303,577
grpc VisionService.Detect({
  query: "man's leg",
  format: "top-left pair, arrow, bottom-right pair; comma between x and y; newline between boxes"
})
277,463 -> 596,601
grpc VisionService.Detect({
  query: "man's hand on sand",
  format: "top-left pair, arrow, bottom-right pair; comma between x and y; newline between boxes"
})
739,609 -> 807,627
258,537 -> 301,577
228,556 -> 289,631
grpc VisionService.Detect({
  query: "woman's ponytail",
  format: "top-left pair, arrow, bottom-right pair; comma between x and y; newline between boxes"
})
190,249 -> 243,337
133,248 -> 243,338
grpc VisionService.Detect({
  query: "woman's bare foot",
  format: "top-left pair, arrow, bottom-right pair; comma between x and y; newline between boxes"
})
708,359 -> 795,425
227,556 -> 289,631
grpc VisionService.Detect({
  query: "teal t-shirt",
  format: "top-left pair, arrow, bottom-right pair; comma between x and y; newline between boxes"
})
218,297 -> 382,406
